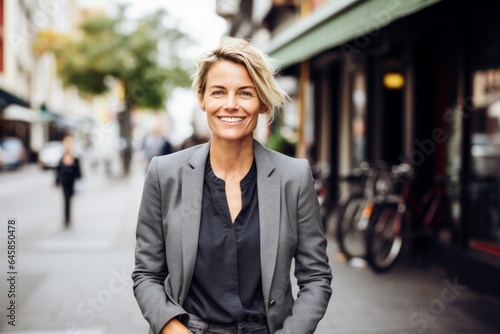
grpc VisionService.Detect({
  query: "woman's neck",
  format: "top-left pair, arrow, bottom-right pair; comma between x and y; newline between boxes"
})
209,138 -> 254,181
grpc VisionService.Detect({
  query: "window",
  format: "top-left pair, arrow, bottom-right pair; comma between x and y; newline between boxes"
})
470,69 -> 500,245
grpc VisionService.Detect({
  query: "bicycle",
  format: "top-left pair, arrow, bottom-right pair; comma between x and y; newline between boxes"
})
312,161 -> 333,232
365,164 -> 456,272
335,161 -> 395,259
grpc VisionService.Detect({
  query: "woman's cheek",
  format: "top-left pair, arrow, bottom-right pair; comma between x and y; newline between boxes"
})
206,100 -> 225,111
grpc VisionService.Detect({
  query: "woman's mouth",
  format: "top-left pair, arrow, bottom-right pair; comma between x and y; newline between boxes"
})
219,117 -> 244,123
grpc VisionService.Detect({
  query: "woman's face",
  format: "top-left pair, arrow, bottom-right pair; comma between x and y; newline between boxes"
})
199,60 -> 267,145
62,136 -> 73,151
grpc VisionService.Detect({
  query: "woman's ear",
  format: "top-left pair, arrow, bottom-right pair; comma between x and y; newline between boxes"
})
198,93 -> 205,112
259,103 -> 268,114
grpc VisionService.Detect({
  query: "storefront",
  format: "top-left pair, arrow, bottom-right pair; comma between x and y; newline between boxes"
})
463,10 -> 500,255
265,0 -> 500,295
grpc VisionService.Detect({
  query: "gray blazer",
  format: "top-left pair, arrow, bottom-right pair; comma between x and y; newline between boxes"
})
132,140 -> 332,334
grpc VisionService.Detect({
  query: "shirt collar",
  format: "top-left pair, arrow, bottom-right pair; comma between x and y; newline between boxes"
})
205,157 -> 257,188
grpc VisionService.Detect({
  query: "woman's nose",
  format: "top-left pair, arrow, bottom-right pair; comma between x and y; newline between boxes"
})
224,94 -> 239,110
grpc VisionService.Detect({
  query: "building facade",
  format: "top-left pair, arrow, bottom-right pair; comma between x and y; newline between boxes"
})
0,0 -> 109,161
219,0 -> 500,296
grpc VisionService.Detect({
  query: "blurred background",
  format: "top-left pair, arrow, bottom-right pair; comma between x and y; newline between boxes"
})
1,0 -> 500,333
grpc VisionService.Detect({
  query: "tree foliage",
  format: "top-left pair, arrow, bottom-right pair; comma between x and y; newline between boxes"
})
34,6 -> 195,110
34,6 -> 196,175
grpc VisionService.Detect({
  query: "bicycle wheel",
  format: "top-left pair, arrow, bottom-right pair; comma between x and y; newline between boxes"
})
335,193 -> 367,258
366,202 -> 406,272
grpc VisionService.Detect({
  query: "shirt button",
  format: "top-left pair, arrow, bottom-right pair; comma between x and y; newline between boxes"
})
270,300 -> 276,306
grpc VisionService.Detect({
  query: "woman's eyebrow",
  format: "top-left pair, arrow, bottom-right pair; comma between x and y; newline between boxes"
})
207,85 -> 256,90
207,85 -> 226,90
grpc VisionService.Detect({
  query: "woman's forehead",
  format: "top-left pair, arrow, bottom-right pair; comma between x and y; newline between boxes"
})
206,60 -> 254,87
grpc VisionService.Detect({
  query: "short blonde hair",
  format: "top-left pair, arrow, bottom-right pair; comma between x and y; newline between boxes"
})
192,37 -> 289,122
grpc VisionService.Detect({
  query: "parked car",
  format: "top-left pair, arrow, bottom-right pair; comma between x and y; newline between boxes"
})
38,141 -> 63,170
0,137 -> 27,170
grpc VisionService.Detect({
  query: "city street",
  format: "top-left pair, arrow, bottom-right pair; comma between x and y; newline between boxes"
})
2,0 -> 500,333
1,162 -> 500,333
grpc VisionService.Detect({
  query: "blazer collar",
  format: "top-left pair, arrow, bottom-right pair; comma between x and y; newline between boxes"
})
179,140 -> 280,303
180,142 -> 209,301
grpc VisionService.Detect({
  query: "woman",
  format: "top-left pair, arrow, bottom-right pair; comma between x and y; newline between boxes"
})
55,135 -> 82,227
132,37 -> 332,334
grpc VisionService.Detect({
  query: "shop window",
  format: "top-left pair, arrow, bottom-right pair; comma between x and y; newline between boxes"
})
470,69 -> 500,246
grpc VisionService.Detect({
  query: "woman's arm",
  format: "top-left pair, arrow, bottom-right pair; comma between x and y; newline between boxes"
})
278,160 -> 333,334
75,158 -> 82,179
55,163 -> 61,186
132,157 -> 187,334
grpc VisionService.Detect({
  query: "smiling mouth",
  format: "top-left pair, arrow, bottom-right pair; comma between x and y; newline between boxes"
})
219,117 -> 244,123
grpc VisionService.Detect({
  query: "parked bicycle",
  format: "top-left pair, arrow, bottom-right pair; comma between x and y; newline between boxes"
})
335,161 -> 395,259
312,161 -> 333,232
365,164 -> 457,272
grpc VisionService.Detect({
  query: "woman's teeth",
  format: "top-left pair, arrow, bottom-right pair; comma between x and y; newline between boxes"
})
219,117 -> 243,123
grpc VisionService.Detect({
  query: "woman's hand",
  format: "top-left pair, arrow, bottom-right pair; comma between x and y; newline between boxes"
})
160,318 -> 190,334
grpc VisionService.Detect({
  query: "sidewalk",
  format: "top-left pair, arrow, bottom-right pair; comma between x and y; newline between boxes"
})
317,240 -> 500,334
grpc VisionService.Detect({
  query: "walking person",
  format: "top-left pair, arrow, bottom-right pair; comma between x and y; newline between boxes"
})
55,135 -> 82,228
132,37 -> 332,334
142,123 -> 174,173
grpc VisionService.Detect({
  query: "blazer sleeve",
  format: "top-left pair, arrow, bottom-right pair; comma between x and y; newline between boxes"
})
132,157 -> 186,334
278,160 -> 333,334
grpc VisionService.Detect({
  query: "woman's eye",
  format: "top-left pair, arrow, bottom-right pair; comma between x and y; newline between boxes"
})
240,91 -> 253,97
212,90 -> 224,96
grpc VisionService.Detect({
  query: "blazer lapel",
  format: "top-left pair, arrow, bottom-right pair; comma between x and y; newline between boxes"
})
254,140 -> 281,303
179,142 -> 210,301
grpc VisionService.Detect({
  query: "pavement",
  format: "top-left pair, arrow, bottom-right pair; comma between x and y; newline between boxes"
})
318,245 -> 500,333
1,162 -> 500,333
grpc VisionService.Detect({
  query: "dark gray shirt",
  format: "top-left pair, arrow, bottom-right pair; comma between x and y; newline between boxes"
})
183,158 -> 267,325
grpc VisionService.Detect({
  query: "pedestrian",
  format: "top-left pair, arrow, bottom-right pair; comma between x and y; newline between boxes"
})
132,37 -> 332,334
55,135 -> 82,228
142,123 -> 174,173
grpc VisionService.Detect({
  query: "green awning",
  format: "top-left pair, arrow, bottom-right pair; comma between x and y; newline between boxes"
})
266,0 -> 442,67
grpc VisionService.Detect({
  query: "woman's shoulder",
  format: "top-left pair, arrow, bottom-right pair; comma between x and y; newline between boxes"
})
256,142 -> 311,177
259,143 -> 309,168
155,142 -> 208,167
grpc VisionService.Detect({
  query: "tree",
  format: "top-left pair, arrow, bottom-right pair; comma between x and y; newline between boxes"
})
34,6 -> 195,175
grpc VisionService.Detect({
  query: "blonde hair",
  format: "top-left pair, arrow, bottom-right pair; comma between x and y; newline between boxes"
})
192,37 -> 289,122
